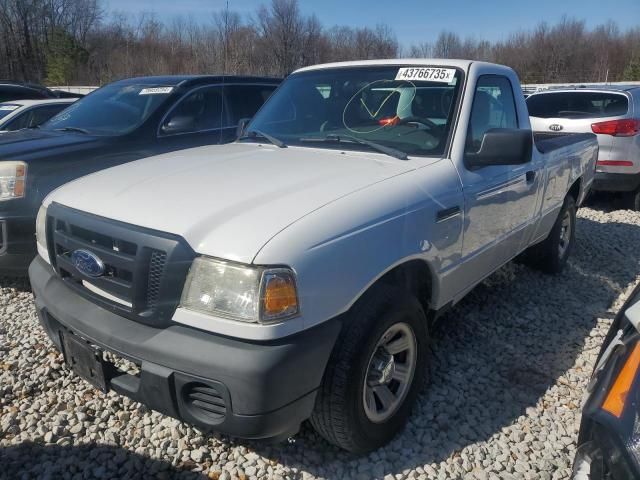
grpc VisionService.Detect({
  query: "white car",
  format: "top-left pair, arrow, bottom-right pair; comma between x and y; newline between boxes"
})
0,98 -> 76,133
30,59 -> 597,453
528,86 -> 640,209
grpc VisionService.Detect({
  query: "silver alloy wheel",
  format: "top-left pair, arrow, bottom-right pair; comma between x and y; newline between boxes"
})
363,322 -> 417,423
558,209 -> 572,258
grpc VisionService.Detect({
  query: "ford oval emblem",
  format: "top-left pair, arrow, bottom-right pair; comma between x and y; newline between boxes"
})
71,249 -> 105,277
549,124 -> 563,132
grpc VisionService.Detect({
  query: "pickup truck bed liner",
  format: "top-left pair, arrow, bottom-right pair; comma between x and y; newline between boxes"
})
534,132 -> 596,154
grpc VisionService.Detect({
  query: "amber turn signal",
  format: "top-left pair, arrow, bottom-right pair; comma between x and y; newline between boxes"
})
262,271 -> 298,321
602,342 -> 640,418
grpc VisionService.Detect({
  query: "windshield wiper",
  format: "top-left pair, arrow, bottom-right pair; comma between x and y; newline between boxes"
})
55,126 -> 90,135
239,130 -> 286,148
299,134 -> 408,160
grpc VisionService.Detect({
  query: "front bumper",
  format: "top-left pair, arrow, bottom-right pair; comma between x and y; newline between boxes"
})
0,213 -> 37,275
29,255 -> 342,440
593,171 -> 640,193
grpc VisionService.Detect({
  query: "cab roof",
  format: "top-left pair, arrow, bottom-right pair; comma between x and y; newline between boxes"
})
293,58 -> 499,74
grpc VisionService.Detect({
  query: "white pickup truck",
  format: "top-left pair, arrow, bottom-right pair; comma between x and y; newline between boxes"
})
30,59 -> 598,453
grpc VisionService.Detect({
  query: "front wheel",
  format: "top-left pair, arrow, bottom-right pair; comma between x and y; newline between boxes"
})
310,285 -> 429,453
522,194 -> 577,274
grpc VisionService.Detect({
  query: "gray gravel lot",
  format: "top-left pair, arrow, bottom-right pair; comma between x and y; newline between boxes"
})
1,201 -> 639,480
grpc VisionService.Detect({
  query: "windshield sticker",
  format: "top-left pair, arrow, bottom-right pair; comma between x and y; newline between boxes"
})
0,105 -> 20,111
395,67 -> 456,84
139,87 -> 174,95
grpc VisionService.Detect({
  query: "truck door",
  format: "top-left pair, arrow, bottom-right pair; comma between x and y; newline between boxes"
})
458,74 -> 541,275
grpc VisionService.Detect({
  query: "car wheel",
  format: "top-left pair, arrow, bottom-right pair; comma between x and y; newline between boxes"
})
627,188 -> 640,211
310,284 -> 429,453
523,194 -> 576,274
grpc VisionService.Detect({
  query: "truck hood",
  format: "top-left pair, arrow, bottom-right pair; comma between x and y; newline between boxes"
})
0,128 -> 99,158
48,142 -> 416,263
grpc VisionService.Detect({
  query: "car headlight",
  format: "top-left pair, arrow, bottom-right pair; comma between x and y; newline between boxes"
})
36,204 -> 47,253
0,161 -> 26,200
180,257 -> 299,323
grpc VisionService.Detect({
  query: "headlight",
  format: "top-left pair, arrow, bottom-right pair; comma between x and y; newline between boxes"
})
36,204 -> 47,252
180,257 -> 299,323
0,161 -> 26,200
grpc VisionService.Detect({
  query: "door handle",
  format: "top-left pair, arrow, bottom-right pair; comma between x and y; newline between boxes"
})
526,171 -> 536,183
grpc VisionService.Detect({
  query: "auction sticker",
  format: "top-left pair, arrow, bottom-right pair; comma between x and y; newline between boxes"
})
395,67 -> 456,83
139,87 -> 174,95
0,105 -> 20,111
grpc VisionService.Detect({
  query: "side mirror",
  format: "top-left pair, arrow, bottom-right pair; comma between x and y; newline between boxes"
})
161,115 -> 196,135
236,117 -> 251,139
466,128 -> 532,167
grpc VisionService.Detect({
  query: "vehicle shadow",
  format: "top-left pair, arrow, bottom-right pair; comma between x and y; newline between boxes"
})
249,214 -> 640,478
0,275 -> 31,293
584,191 -> 631,212
0,442 -> 208,479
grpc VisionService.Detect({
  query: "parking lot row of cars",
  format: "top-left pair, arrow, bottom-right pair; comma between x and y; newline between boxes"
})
1,61 -> 639,479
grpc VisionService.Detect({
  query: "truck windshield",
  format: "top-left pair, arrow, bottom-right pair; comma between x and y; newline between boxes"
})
41,83 -> 175,136
245,66 -> 463,157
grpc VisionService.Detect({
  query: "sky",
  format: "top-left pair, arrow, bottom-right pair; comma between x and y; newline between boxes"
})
104,0 -> 640,46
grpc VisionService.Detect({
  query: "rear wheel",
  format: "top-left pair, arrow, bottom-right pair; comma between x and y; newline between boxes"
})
522,194 -> 576,274
310,285 -> 429,453
626,188 -> 640,211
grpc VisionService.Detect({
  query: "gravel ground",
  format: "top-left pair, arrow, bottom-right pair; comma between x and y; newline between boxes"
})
1,201 -> 640,480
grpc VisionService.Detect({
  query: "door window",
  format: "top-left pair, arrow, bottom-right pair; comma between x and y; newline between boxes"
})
3,111 -> 31,130
29,104 -> 70,127
161,86 -> 229,135
466,75 -> 518,154
225,85 -> 277,125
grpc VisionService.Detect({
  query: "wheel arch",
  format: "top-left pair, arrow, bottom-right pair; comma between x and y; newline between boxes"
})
568,176 -> 582,205
352,257 -> 437,317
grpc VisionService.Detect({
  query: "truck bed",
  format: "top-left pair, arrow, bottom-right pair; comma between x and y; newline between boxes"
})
534,132 -> 596,154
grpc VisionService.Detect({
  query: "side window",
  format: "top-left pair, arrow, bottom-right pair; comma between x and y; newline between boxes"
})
29,104 -> 69,128
4,111 -> 32,131
161,86 -> 229,135
465,75 -> 518,154
225,85 -> 276,125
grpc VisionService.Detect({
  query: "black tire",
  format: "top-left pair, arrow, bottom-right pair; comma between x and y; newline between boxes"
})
309,284 -> 429,453
626,188 -> 640,211
522,195 -> 576,274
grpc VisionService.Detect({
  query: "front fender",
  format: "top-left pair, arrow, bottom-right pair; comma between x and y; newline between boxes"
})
254,158 -> 463,332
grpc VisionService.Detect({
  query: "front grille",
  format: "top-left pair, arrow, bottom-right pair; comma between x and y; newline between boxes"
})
47,202 -> 195,326
146,250 -> 167,309
183,383 -> 227,421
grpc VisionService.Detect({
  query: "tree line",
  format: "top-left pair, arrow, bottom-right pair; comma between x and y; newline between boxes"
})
1,0 -> 639,86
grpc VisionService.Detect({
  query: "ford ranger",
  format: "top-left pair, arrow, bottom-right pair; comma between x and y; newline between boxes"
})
29,60 -> 598,453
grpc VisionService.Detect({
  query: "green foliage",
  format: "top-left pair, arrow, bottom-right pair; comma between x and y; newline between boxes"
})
622,56 -> 640,81
45,29 -> 89,85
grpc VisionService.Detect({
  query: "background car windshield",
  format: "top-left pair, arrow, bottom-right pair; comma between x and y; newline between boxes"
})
41,83 -> 173,135
527,91 -> 629,119
247,66 -> 463,157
